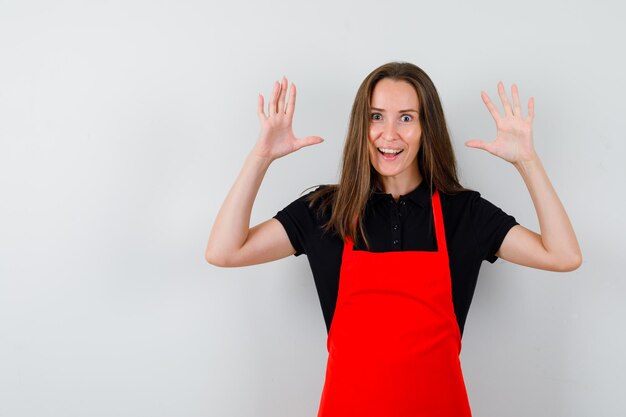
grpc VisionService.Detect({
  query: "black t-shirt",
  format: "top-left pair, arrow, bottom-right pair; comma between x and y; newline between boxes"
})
273,180 -> 519,338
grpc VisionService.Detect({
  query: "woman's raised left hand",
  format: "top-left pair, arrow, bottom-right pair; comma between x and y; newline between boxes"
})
465,81 -> 538,165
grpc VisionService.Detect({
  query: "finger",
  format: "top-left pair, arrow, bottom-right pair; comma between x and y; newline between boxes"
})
498,81 -> 513,116
269,80 -> 280,116
527,97 -> 534,124
512,83 -> 522,117
286,82 -> 296,117
481,91 -> 502,122
257,93 -> 267,121
277,76 -> 287,114
464,139 -> 493,153
294,135 -> 325,151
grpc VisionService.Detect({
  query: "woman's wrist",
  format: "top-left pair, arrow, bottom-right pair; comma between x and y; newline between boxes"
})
513,151 -> 541,173
247,149 -> 274,169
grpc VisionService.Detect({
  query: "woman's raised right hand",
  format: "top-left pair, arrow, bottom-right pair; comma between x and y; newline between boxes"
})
252,76 -> 324,161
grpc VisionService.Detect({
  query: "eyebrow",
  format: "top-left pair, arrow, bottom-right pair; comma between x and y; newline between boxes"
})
370,107 -> 419,113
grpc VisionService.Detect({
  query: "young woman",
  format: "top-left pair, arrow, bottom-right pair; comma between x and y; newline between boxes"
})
205,62 -> 582,416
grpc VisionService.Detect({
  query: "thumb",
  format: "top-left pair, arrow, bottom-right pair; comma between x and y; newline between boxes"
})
464,139 -> 490,151
296,135 -> 325,150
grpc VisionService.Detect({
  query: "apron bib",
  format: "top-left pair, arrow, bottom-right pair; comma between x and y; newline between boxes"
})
317,189 -> 472,416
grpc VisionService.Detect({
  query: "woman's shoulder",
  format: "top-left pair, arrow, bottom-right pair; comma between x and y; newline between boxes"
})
301,184 -> 337,218
438,187 -> 481,207
277,184 -> 336,220
305,183 -> 337,198
439,186 -> 514,223
438,186 -> 504,221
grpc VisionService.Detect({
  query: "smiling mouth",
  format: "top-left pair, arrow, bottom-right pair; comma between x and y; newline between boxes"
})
378,147 -> 403,156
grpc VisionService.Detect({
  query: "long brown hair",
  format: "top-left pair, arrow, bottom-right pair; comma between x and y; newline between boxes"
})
303,61 -> 470,250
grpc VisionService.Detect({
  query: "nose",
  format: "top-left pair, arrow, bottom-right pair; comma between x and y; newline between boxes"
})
382,119 -> 399,141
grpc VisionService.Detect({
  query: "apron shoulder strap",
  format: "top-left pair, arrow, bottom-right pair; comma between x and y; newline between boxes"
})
431,189 -> 448,254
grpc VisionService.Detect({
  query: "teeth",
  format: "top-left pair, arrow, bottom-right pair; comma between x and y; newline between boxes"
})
378,147 -> 402,154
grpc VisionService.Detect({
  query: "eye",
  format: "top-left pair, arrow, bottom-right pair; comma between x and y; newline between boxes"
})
370,113 -> 382,121
401,114 -> 412,122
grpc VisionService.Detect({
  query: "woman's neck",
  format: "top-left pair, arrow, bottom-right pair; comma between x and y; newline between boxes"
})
377,174 -> 423,202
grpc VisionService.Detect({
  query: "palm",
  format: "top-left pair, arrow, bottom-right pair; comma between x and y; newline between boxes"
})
253,77 -> 323,161
256,120 -> 299,159
465,81 -> 537,164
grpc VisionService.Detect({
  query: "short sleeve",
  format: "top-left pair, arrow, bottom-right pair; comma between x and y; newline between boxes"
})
272,188 -> 323,257
469,192 -> 519,263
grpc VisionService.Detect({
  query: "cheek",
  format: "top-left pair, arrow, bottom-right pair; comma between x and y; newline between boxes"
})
368,143 -> 375,154
407,127 -> 422,146
369,124 -> 382,137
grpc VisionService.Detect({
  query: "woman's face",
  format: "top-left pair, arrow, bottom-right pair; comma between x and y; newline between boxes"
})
368,78 -> 422,187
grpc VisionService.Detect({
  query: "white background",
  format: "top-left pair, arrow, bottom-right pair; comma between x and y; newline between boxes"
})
1,0 -> 625,416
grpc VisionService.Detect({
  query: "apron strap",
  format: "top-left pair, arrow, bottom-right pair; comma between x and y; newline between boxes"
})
431,188 -> 448,254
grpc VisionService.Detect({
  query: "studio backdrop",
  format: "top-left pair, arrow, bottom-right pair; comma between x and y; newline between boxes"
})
1,1 -> 624,416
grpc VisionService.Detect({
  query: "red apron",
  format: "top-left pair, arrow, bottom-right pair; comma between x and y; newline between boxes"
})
317,189 -> 472,416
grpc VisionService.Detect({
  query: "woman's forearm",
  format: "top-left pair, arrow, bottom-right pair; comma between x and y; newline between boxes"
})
205,151 -> 273,265
513,155 -> 582,265
206,76 -> 322,265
